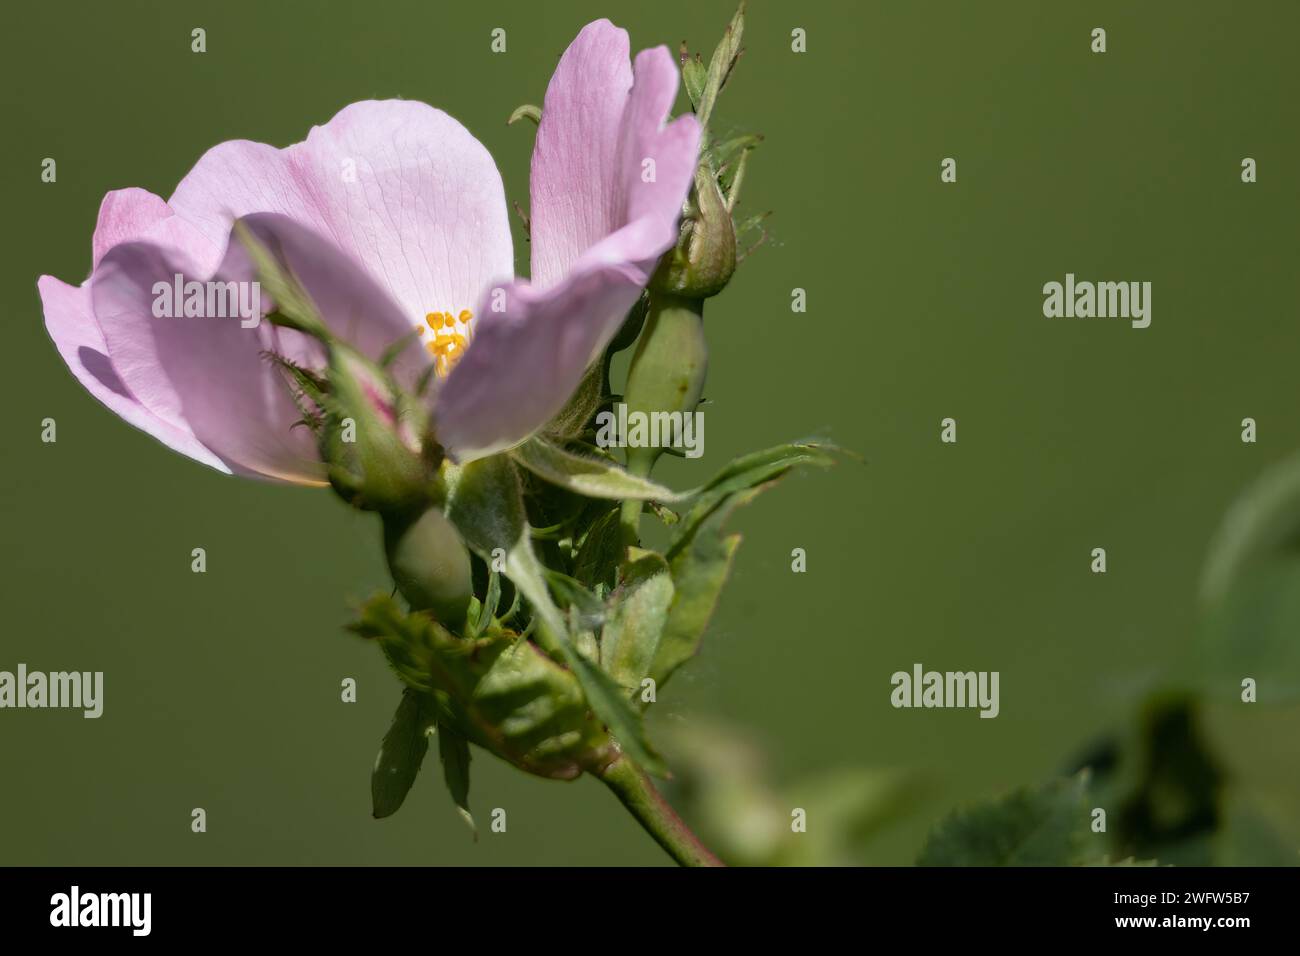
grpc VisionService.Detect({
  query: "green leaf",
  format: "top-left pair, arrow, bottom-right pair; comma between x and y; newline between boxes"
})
568,651 -> 665,776
917,775 -> 1094,866
602,554 -> 675,694
510,436 -> 681,502
571,507 -> 624,590
371,688 -> 436,819
444,456 -> 665,775
651,492 -> 744,689
437,719 -> 476,837
669,441 -> 836,558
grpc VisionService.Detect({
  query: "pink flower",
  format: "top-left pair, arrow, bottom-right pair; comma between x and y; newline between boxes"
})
38,19 -> 700,482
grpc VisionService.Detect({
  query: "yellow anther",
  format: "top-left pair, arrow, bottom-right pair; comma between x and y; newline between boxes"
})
421,309 -> 474,376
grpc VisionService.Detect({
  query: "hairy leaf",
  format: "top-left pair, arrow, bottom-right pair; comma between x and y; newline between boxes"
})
511,436 -> 681,502
602,554 -> 675,694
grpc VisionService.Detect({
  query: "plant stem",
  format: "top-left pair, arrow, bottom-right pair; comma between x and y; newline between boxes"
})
597,756 -> 725,867
619,496 -> 644,549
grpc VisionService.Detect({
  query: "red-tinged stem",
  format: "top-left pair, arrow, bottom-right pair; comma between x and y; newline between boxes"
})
597,755 -> 725,867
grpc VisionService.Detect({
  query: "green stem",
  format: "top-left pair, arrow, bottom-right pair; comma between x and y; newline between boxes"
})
619,496 -> 645,550
597,756 -> 725,867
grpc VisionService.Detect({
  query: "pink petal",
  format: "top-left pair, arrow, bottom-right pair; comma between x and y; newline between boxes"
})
436,21 -> 701,462
91,231 -> 324,485
529,20 -> 700,289
38,273 -> 234,473
167,100 -> 514,334
436,216 -> 674,462
40,188 -> 236,473
91,213 -> 426,484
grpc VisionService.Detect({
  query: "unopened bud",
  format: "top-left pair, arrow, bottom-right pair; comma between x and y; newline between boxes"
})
382,506 -> 473,629
321,344 -> 434,514
651,168 -> 736,300
621,292 -> 707,479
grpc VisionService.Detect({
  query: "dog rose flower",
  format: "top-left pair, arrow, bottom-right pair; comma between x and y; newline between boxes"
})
38,19 -> 699,481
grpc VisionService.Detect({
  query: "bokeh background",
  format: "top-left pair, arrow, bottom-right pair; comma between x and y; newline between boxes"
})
2,0 -> 1298,865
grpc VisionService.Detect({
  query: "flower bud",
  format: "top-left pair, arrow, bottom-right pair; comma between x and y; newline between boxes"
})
382,506 -> 473,629
319,343 -> 436,515
650,168 -> 737,300
621,292 -> 707,479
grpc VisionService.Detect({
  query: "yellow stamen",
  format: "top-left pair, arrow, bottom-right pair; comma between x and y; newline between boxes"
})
414,308 -> 475,377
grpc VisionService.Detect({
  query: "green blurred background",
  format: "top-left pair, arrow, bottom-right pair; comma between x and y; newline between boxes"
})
2,0 -> 1298,865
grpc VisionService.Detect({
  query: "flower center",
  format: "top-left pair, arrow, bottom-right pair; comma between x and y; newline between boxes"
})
417,309 -> 474,377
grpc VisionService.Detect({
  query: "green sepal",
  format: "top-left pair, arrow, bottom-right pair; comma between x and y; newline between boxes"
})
707,133 -> 763,173
320,343 -> 432,514
678,43 -> 707,111
232,219 -> 331,340
507,104 -> 541,126
371,687 -> 437,819
693,2 -> 745,139
437,718 -> 476,837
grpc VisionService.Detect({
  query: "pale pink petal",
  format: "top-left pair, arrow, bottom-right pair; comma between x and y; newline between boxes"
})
436,21 -> 701,461
167,100 -> 514,335
89,215 -> 415,484
436,216 -> 673,462
92,253 -> 318,484
40,188 -> 237,473
38,274 -> 233,473
529,20 -> 700,288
